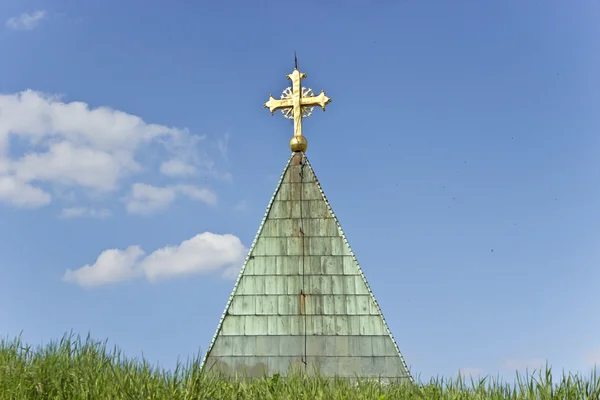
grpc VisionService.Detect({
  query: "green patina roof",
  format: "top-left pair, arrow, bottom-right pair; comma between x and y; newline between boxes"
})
201,152 -> 412,382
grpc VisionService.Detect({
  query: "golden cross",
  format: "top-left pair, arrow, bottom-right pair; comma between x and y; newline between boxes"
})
264,68 -> 331,153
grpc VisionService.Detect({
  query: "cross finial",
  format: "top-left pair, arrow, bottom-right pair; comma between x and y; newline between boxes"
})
263,64 -> 331,153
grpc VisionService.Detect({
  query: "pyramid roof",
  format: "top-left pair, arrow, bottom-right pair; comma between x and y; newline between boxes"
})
201,152 -> 412,382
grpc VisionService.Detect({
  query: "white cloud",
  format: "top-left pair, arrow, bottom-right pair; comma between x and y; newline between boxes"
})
0,175 -> 51,207
160,159 -> 196,177
12,141 -> 138,191
141,233 -> 244,281
157,132 -> 231,181
176,185 -> 216,204
6,10 -> 46,31
63,245 -> 145,287
124,183 -> 216,215
59,207 -> 111,219
62,232 -> 247,287
0,90 -> 228,211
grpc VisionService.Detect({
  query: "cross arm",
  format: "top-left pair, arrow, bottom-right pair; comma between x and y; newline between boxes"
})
300,90 -> 332,111
264,95 -> 293,115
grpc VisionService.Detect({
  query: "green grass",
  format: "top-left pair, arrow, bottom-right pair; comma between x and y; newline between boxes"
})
0,333 -> 598,399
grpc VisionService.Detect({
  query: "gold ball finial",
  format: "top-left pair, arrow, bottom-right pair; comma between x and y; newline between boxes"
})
290,135 -> 308,152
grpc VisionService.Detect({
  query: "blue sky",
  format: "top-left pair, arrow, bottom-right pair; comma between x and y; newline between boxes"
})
1,0 -> 599,383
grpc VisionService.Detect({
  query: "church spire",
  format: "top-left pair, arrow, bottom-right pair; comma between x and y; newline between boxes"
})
202,58 -> 413,383
263,57 -> 331,153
